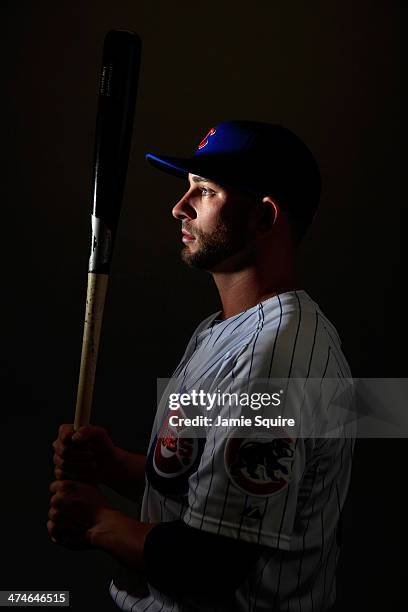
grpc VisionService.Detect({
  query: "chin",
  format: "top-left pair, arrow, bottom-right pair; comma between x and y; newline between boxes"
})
180,248 -> 198,268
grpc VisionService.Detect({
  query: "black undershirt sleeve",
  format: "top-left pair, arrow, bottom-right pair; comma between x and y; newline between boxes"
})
143,520 -> 267,597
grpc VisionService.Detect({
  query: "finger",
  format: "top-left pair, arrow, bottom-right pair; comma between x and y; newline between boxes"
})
49,492 -> 72,510
48,506 -> 84,524
50,493 -> 63,508
50,491 -> 77,514
58,424 -> 75,443
48,505 -> 90,528
52,439 -> 64,454
49,481 -> 61,494
52,439 -> 73,458
47,519 -> 88,549
48,506 -> 59,521
49,480 -> 76,494
53,453 -> 95,470
47,519 -> 58,541
71,425 -> 108,444
54,467 -> 97,483
52,432 -> 86,456
52,442 -> 94,461
49,480 -> 63,494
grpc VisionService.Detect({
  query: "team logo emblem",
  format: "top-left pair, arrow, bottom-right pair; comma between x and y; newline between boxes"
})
146,405 -> 205,496
197,127 -> 217,150
225,432 -> 295,497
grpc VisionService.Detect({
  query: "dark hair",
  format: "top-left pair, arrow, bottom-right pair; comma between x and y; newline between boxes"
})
238,125 -> 321,244
284,207 -> 317,245
262,127 -> 321,244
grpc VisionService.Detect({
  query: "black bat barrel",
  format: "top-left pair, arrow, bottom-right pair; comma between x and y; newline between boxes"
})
89,29 -> 142,274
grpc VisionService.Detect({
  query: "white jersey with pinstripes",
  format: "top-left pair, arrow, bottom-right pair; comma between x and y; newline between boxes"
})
110,290 -> 354,612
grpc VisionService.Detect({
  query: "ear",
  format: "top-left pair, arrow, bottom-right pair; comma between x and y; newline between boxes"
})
262,196 -> 279,223
254,196 -> 279,232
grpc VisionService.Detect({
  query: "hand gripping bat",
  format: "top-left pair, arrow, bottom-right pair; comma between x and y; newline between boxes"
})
74,30 -> 142,430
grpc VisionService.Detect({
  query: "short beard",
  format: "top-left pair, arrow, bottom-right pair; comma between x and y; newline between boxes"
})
181,222 -> 249,271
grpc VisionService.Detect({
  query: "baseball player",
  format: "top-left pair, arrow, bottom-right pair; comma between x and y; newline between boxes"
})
49,121 -> 354,611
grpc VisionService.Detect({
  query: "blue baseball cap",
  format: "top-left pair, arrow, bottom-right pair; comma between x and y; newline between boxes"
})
146,120 -> 321,227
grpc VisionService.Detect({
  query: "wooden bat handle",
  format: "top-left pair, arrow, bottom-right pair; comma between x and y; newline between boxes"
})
74,272 -> 109,430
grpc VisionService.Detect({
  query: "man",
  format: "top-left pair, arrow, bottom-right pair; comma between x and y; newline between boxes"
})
49,121 -> 354,611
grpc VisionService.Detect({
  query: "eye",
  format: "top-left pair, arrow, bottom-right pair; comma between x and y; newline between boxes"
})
200,187 -> 215,197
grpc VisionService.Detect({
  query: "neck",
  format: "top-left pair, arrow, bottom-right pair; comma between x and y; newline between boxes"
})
212,258 -> 299,320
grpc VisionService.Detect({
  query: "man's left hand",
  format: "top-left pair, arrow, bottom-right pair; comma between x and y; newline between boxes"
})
47,480 -> 112,550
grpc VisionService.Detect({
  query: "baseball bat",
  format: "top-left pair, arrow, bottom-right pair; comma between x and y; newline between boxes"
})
74,30 -> 142,430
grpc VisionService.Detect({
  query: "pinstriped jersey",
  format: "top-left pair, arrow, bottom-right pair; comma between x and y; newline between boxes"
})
110,290 -> 354,611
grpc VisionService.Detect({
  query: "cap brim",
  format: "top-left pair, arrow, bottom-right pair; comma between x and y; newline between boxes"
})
145,153 -> 201,180
145,152 -> 259,196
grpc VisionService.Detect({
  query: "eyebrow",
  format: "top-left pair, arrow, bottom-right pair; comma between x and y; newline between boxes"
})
191,175 -> 211,183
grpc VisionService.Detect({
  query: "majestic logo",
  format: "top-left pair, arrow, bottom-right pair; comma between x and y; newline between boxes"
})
241,505 -> 264,520
146,405 -> 205,496
197,127 -> 217,150
225,432 -> 295,497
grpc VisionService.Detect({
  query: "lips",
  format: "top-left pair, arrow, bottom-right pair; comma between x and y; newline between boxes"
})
182,229 -> 196,243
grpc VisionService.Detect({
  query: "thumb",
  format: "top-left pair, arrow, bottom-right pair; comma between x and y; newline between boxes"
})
72,426 -> 92,442
72,425 -> 106,443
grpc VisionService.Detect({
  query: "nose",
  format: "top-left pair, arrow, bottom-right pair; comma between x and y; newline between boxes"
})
172,189 -> 196,221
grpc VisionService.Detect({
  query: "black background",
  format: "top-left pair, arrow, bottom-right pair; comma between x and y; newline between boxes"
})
2,1 -> 405,610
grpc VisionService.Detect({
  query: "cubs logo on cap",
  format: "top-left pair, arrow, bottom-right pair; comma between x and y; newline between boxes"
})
197,127 -> 216,150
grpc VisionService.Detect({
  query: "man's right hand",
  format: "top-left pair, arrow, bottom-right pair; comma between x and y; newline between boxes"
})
52,424 -> 118,484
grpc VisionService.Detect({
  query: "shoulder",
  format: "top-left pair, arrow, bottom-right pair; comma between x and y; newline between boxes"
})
242,291 -> 350,378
